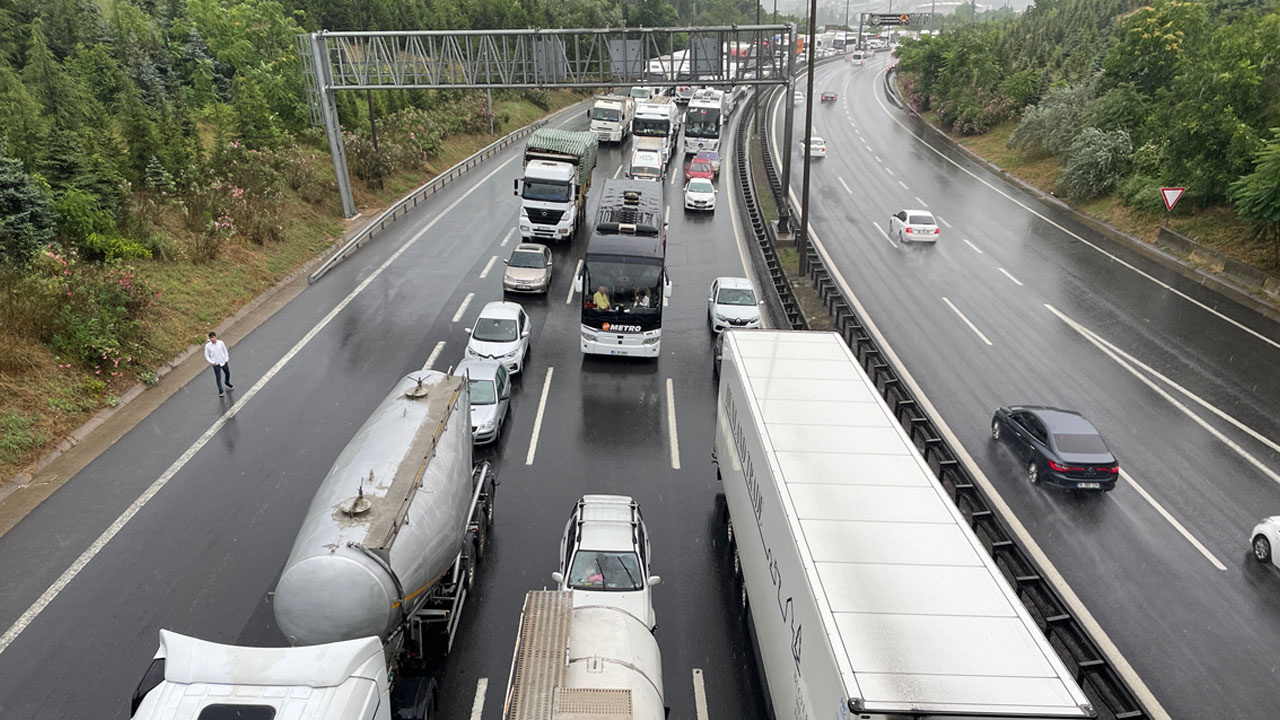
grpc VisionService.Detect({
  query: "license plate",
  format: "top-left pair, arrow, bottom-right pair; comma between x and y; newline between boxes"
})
518,285 -> 531,290
1077,482 -> 1101,489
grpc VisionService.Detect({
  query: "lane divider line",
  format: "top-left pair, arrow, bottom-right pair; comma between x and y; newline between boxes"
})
566,259 -> 583,305
897,180 -> 908,190
470,678 -> 488,720
838,176 -> 853,194
0,151 -> 522,657
613,164 -> 622,179
525,367 -> 554,465
422,341 -> 446,372
693,669 -> 709,720
872,221 -> 898,249
962,238 -> 984,254
666,378 -> 681,470
938,216 -> 953,228
998,267 -> 1024,286
500,228 -> 515,247
479,255 -> 498,279
942,296 -> 993,346
452,292 -> 475,323
1122,470 -> 1228,571
915,196 -> 929,208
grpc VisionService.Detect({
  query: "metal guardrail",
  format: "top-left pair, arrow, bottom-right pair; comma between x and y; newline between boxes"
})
308,119 -> 550,284
755,74 -> 1152,720
734,92 -> 806,330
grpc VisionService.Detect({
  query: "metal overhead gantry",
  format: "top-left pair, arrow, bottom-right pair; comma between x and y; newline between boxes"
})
298,25 -> 798,218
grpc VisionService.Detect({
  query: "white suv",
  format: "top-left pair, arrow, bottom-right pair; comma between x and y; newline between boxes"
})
552,494 -> 660,630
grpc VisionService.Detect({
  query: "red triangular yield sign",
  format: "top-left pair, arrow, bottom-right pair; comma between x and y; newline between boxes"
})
1161,187 -> 1185,212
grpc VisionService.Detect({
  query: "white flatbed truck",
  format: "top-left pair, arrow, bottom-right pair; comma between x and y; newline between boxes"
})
715,330 -> 1095,720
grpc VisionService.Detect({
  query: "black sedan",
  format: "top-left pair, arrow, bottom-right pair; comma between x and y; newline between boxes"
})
990,406 -> 1119,491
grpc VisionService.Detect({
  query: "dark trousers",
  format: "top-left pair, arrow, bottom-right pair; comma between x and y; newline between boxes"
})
212,363 -> 232,392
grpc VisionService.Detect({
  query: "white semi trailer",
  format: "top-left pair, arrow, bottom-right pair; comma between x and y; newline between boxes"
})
130,372 -> 497,720
714,330 -> 1095,720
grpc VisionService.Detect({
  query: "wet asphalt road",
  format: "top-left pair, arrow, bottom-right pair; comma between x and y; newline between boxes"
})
782,54 -> 1280,719
0,105 -> 768,719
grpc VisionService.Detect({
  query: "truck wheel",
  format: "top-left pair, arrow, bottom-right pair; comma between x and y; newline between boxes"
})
461,541 -> 477,590
726,519 -> 735,546
391,675 -> 438,720
475,522 -> 488,560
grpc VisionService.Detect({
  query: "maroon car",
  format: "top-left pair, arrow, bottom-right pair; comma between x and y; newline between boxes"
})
685,157 -> 715,183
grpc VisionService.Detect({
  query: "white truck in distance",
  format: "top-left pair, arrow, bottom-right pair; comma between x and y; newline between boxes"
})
715,330 -> 1095,720
631,96 -> 680,168
515,128 -> 599,243
129,372 -> 497,720
589,94 -> 635,143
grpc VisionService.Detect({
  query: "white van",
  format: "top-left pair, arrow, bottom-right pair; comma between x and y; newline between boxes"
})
628,149 -> 664,182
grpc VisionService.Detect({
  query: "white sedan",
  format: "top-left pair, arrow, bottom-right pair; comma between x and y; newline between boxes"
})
888,208 -> 940,243
683,178 -> 717,212
793,91 -> 804,105
465,301 -> 531,375
707,277 -> 763,333
807,137 -> 827,157
1252,516 -> 1280,567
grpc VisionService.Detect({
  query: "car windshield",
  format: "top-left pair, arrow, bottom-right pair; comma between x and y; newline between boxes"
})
509,251 -> 545,269
591,107 -> 620,122
687,179 -> 714,193
568,550 -> 643,591
909,214 -> 935,225
716,287 -> 756,305
468,378 -> 497,405
689,161 -> 712,174
522,179 -> 571,203
1053,433 -> 1110,455
472,317 -> 518,342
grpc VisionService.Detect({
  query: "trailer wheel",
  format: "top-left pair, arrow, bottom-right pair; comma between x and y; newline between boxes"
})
461,540 -> 477,590
391,675 -> 438,720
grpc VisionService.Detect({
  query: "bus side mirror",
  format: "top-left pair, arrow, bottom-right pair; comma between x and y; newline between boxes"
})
575,275 -> 583,293
664,278 -> 672,299
512,178 -> 519,196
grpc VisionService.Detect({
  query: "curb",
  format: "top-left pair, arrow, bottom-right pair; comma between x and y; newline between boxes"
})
887,70 -> 1280,325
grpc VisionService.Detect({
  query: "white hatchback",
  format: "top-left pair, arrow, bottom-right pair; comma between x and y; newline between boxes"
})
708,276 -> 763,333
464,301 -> 531,375
1252,516 -> 1280,568
552,494 -> 660,630
889,208 -> 940,243
684,177 -> 717,212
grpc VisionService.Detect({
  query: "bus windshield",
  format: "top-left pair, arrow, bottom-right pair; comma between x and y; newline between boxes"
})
685,108 -> 721,138
583,258 -> 662,317
632,117 -> 670,136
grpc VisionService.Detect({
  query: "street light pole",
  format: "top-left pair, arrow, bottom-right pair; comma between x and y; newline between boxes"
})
798,0 -> 819,276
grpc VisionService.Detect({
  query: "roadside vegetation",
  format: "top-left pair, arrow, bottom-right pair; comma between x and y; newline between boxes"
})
893,0 -> 1280,271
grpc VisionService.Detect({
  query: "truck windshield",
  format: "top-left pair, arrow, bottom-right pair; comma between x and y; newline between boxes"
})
632,117 -> 670,136
584,259 -> 662,315
591,107 -> 620,122
522,179 -> 571,203
685,108 -> 721,138
569,550 -> 643,591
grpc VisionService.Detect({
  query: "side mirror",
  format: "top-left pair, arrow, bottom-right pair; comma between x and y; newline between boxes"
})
522,329 -> 530,338
502,258 -> 509,265
551,571 -> 564,584
512,178 -> 519,196
575,275 -> 584,293
464,327 -> 472,335
664,278 -> 672,299
759,299 -> 766,305
647,575 -> 662,586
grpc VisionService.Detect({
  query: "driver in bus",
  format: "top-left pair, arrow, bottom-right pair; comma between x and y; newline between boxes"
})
593,285 -> 611,310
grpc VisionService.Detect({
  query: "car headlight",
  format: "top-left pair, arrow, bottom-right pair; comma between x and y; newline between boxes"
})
558,228 -> 569,234
465,347 -> 478,358
479,419 -> 496,431
504,348 -> 519,359
520,224 -> 531,232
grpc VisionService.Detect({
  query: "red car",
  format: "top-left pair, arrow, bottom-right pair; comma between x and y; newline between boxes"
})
685,157 -> 715,183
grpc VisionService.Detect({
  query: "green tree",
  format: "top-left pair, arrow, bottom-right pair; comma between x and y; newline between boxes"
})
0,65 -> 47,169
1229,128 -> 1280,261
116,82 -> 159,183
21,17 -> 79,122
232,70 -> 280,149
1058,127 -> 1132,200
1101,0 -> 1209,96
0,144 -> 54,266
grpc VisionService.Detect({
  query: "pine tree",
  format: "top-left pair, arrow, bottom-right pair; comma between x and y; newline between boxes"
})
116,82 -> 159,183
0,65 -> 48,170
232,71 -> 280,149
21,17 -> 79,124
0,142 -> 55,266
144,154 -> 175,196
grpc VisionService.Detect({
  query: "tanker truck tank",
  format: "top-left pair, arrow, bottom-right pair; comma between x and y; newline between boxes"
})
274,371 -> 478,647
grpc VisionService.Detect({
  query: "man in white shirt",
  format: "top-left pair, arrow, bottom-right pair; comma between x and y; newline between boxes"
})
204,331 -> 234,397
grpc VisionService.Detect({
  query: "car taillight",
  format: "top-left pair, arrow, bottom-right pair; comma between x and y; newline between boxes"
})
934,227 -> 940,234
905,227 -> 913,234
1105,465 -> 1120,474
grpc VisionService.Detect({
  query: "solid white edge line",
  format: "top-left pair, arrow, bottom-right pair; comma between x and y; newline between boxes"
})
692,669 -> 709,720
422,341 -> 446,372
470,678 -> 489,720
915,196 -> 929,208
479,255 -> 498,279
868,65 -> 1280,352
941,296 -> 993,346
1122,470 -> 1228,571
566,259 -> 583,305
500,227 -> 515,246
938,215 -> 953,228
772,90 -> 1169,717
871,221 -> 898,249
452,292 -> 476,322
998,267 -> 1024,286
0,152 -> 523,657
1045,304 -> 1280,486
525,367 -> 554,465
962,238 -> 984,254
666,378 -> 682,470
838,176 -> 852,194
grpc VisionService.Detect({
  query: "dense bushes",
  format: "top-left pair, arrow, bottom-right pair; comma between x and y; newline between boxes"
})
1058,128 -> 1132,200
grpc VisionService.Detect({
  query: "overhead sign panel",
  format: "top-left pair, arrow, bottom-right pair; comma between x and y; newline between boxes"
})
867,13 -> 912,26
607,39 -> 646,81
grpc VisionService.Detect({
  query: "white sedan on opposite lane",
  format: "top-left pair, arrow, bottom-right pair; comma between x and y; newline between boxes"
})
807,137 -> 827,157
1252,516 -> 1280,568
465,301 -> 531,375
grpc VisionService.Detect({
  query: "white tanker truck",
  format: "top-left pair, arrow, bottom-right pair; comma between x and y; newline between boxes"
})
129,371 -> 496,720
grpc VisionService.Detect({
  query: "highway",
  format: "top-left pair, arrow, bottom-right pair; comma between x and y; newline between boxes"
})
0,104 -> 768,720
778,54 -> 1280,719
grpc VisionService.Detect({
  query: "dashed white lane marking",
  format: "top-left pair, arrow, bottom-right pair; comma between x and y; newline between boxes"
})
884,166 -> 894,176
897,180 -> 908,190
915,196 -> 928,208
875,155 -> 883,164
670,164 -> 680,186
665,205 -> 671,224
693,669 -> 709,720
0,151 -> 523,658
479,255 -> 498,279
938,215 -> 952,228
942,296 -> 993,346
452,292 -> 475,322
838,176 -> 852,194
1122,470 -> 1228,571
422,341 -> 446,372
666,378 -> 681,470
872,221 -> 898,248
998,267 -> 1024,286
962,238 -> 983,254
566,259 -> 583,305
1046,304 -> 1280,487
525,367 -> 555,465
500,227 -> 515,246
855,128 -> 862,135
470,678 -> 488,720
613,164 -> 622,179
869,66 -> 1278,354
